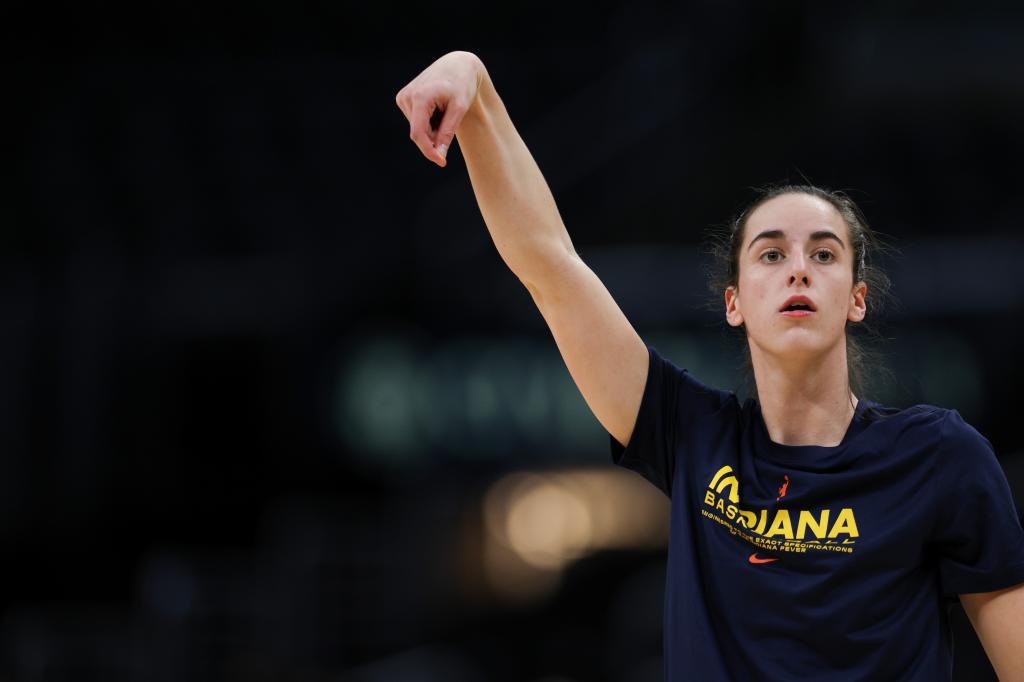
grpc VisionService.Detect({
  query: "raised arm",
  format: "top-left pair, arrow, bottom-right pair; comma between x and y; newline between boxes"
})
395,51 -> 649,447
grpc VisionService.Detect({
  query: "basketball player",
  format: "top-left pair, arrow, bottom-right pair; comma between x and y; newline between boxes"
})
395,51 -> 1024,681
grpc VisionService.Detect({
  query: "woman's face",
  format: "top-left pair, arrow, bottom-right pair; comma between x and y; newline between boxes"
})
724,192 -> 867,361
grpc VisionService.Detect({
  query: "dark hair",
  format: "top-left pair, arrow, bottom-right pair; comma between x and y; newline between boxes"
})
703,183 -> 901,409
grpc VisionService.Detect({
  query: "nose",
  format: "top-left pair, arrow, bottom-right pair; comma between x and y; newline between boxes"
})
789,251 -> 810,285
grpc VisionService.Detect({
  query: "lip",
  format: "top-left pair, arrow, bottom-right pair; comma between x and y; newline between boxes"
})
779,295 -> 817,313
780,310 -> 814,317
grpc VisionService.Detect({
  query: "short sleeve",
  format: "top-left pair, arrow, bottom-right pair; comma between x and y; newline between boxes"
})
931,409 -> 1024,598
608,344 -> 733,499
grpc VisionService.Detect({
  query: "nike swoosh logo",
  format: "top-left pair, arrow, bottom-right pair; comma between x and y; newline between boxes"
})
749,553 -> 780,564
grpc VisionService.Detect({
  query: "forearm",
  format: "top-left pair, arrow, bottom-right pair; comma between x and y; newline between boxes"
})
457,58 -> 578,288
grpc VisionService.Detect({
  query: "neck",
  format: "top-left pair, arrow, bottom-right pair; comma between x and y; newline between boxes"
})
750,338 -> 858,447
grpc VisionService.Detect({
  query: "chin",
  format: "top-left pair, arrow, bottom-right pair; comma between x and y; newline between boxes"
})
755,332 -> 829,357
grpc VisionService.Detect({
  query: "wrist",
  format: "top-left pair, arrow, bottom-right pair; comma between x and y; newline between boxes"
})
463,58 -> 493,127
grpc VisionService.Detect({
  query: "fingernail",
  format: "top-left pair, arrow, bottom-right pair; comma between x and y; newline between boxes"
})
438,143 -> 448,160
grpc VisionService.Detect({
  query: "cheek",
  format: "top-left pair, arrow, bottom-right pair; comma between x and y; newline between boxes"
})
741,275 -> 771,314
828,286 -> 856,319
755,291 -> 772,316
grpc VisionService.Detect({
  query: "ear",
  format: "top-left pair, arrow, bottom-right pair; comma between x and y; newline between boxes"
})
848,281 -> 867,322
725,285 -> 744,327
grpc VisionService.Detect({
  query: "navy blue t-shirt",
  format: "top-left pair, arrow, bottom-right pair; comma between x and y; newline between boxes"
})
609,344 -> 1024,682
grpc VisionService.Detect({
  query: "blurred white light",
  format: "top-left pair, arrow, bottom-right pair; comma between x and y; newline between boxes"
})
480,467 -> 669,603
506,480 -> 592,569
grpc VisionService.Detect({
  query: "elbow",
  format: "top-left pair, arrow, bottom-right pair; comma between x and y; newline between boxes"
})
516,247 -> 579,297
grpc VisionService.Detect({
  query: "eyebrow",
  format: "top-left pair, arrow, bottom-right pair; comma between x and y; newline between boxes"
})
746,229 -> 846,252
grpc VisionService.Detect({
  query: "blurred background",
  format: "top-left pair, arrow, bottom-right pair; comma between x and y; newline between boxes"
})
6,0 -> 1024,680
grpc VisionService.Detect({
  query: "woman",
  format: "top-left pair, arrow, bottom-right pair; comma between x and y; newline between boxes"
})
395,51 -> 1024,681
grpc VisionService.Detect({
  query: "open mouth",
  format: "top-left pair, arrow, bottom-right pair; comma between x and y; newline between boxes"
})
779,296 -> 816,315
780,303 -> 815,316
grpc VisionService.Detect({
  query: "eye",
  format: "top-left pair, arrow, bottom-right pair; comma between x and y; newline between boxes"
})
759,248 -> 836,264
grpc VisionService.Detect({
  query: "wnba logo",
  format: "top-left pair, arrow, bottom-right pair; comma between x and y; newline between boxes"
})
777,474 -> 790,501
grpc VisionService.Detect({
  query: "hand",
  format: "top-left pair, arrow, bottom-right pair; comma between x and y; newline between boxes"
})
395,51 -> 484,168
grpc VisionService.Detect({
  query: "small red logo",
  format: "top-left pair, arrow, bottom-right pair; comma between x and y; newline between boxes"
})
749,553 -> 780,564
776,474 -> 790,501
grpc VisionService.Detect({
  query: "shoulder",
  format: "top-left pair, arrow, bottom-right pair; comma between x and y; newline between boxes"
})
857,401 -> 972,461
866,404 -> 1000,498
648,344 -> 739,415
866,400 -> 988,435
882,403 -> 997,475
938,407 -> 996,463
860,400 -> 950,432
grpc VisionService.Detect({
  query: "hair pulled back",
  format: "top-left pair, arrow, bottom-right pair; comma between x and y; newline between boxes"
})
703,183 -> 900,404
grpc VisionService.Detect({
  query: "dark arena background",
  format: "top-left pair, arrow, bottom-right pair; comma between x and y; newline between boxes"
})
6,1 -> 1024,680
